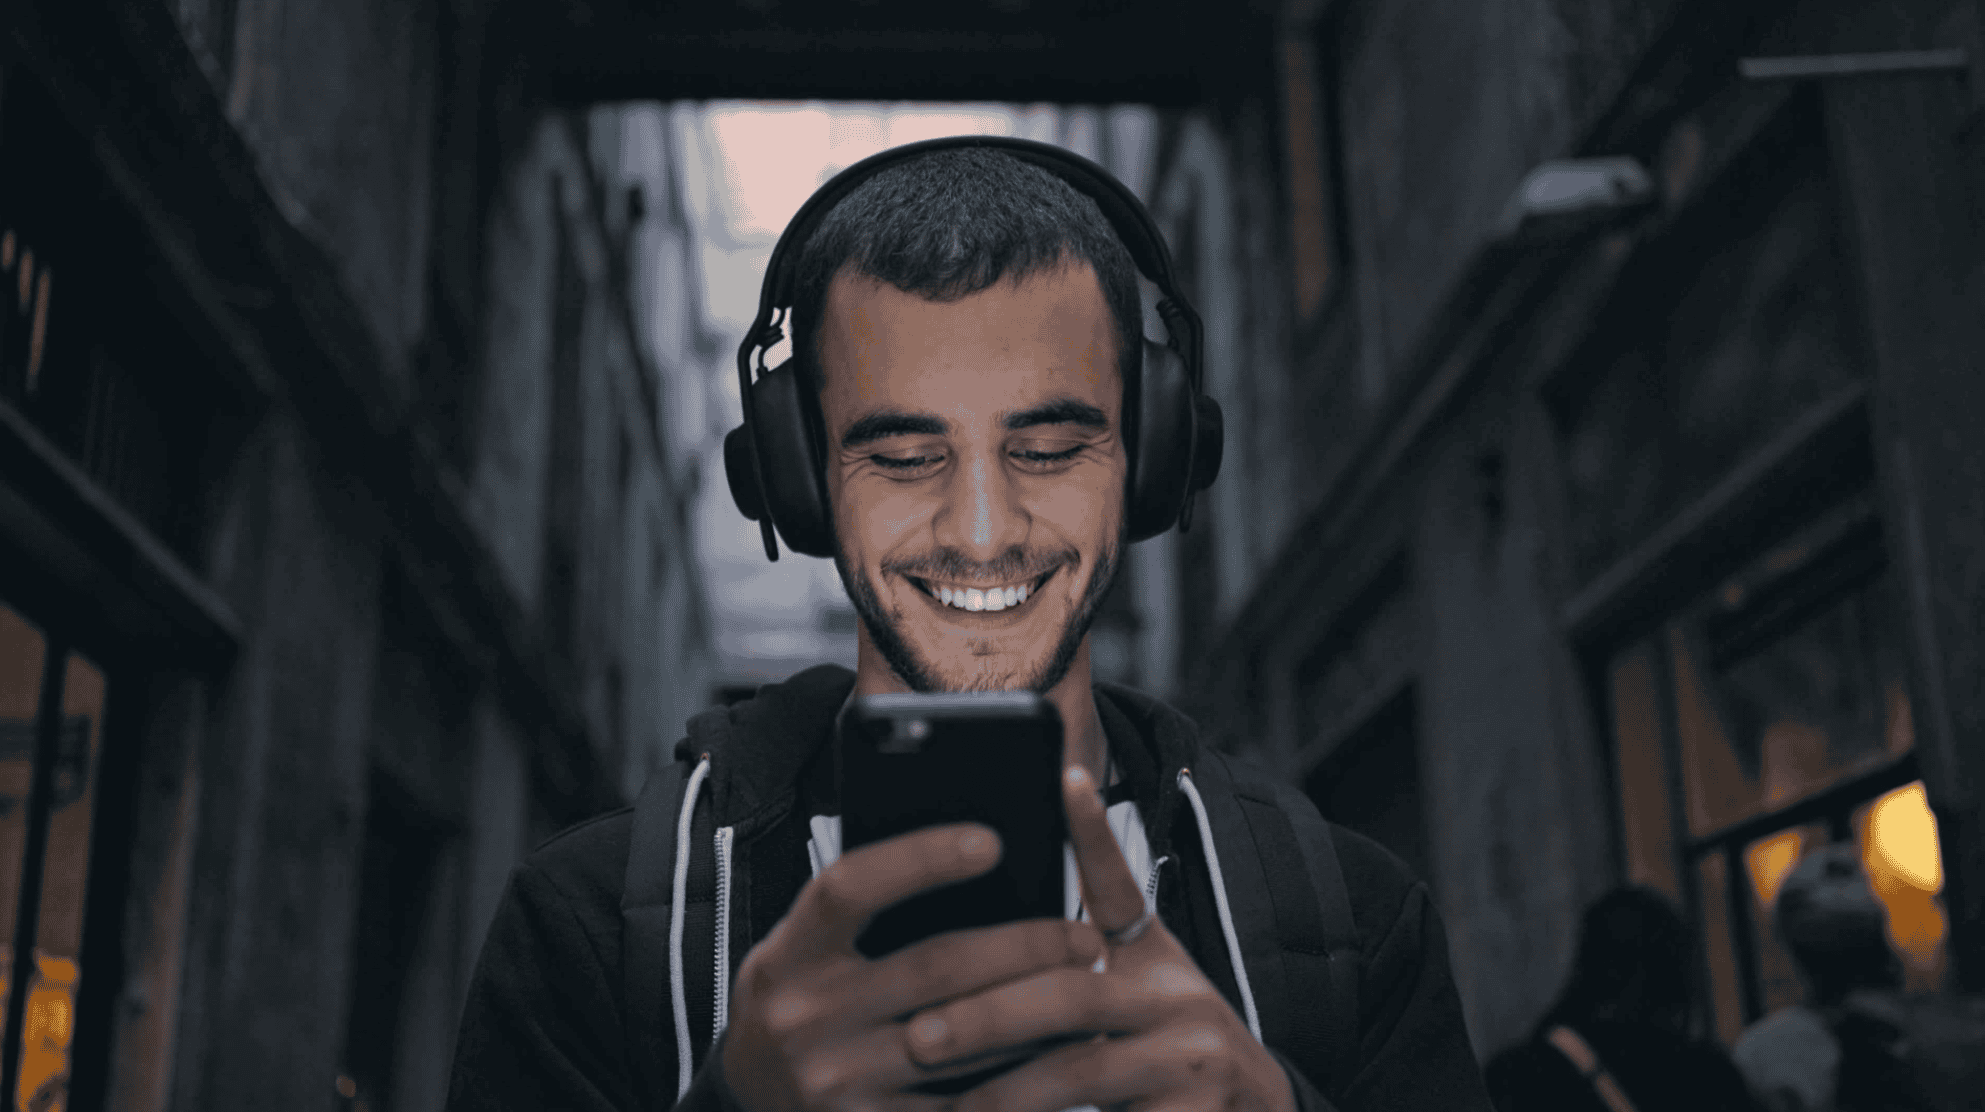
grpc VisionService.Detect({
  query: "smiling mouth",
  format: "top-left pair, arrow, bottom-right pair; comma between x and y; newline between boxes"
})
906,569 -> 1058,613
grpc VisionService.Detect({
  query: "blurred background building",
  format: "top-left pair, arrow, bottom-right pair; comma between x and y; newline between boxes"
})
1,0 -> 1982,1110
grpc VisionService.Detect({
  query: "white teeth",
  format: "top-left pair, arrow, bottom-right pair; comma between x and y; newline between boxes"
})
932,582 -> 1034,610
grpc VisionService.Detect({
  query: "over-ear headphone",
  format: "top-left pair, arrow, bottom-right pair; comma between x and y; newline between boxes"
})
723,135 -> 1223,561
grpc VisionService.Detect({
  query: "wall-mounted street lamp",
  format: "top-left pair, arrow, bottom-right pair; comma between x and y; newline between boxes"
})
1738,48 -> 1968,82
1492,156 -> 1657,243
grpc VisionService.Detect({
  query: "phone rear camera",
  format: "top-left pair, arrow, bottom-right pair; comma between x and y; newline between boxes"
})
880,717 -> 930,754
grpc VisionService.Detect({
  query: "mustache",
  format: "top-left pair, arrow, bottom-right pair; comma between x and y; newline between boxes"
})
879,546 -> 1076,583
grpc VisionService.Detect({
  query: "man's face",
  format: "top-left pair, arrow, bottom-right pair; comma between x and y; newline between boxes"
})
816,261 -> 1127,694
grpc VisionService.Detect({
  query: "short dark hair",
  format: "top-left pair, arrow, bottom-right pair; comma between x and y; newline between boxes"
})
788,147 -> 1143,397
1548,887 -> 1698,1033
1775,844 -> 1901,1005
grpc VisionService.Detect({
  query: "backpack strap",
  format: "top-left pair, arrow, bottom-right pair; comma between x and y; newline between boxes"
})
1269,769 -> 1363,1095
1545,1026 -> 1642,1112
1193,751 -> 1362,1102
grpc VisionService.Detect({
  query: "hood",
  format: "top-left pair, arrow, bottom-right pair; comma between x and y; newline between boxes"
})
672,665 -> 1203,857
671,664 -> 856,840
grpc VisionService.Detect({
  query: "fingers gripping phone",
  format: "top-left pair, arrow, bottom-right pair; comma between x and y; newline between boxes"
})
838,692 -> 1067,960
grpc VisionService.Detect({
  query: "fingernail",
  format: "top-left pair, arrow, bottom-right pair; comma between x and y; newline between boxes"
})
959,830 -> 990,855
1065,765 -> 1088,788
911,1014 -> 948,1046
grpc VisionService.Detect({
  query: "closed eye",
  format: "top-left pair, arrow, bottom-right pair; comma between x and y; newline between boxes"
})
1011,445 -> 1087,472
1015,447 -> 1083,463
870,453 -> 941,471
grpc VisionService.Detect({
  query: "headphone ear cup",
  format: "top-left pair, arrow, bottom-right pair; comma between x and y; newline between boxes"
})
747,359 -> 837,557
1189,393 -> 1223,492
1127,339 -> 1196,542
723,424 -> 767,522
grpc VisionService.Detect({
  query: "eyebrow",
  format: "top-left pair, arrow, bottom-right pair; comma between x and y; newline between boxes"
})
1002,398 -> 1109,432
838,397 -> 1110,450
841,410 -> 947,449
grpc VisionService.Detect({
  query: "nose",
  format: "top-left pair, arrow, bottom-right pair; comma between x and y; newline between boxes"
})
933,445 -> 1029,560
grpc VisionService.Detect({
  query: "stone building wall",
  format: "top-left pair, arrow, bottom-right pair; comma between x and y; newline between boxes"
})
1146,0 -> 1985,1056
0,3 -> 714,1109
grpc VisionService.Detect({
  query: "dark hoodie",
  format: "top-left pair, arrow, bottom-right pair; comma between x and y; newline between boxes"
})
445,665 -> 1489,1112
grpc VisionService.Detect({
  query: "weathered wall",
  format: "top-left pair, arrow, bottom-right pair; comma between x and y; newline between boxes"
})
224,0 -> 441,379
1333,0 -> 1676,395
174,416 -> 381,1111
1158,0 -> 1985,1061
1143,99 -> 1309,710
1413,394 -> 1615,1054
467,104 -> 714,798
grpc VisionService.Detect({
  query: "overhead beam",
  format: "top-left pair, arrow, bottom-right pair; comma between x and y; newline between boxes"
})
494,17 -> 1260,106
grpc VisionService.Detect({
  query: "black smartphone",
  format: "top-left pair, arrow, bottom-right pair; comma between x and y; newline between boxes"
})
838,691 -> 1067,960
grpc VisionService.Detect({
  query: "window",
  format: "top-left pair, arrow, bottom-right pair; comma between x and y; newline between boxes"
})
1304,687 -> 1429,885
1602,500 -> 1947,1043
0,600 -> 109,1112
1546,92 -> 1865,585
1,64 -> 223,563
0,59 -> 240,1112
1296,559 -> 1425,877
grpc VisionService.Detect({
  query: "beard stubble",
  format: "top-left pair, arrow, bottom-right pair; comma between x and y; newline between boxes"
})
834,532 -> 1124,695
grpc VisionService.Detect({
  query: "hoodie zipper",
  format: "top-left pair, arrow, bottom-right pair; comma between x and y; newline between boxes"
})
1144,854 -> 1169,909
713,824 -> 735,1042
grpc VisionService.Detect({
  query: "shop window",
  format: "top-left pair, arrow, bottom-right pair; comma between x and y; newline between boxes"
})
1601,501 -> 1946,1045
0,600 -> 109,1112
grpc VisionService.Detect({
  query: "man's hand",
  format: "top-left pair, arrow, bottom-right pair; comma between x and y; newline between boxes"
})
723,824 -> 1106,1112
900,767 -> 1299,1112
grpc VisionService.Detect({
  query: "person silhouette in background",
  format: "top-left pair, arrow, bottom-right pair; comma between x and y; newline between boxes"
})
1733,843 -> 1906,1112
1485,886 -> 1762,1112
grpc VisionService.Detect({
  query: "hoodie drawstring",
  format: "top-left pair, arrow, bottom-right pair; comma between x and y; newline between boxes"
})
669,754 -> 712,1100
1177,769 -> 1262,1041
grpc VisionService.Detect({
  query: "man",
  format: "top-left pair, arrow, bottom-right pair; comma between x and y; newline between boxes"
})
445,142 -> 1489,1112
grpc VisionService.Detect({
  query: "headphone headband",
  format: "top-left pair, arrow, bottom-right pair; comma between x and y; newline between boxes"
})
727,134 -> 1221,562
737,135 -> 1203,393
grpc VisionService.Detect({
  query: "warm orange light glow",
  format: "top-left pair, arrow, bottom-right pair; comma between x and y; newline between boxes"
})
17,951 -> 78,1112
1746,829 -> 1806,908
336,1074 -> 358,1099
1858,781 -> 1949,988
1867,783 -> 1941,892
